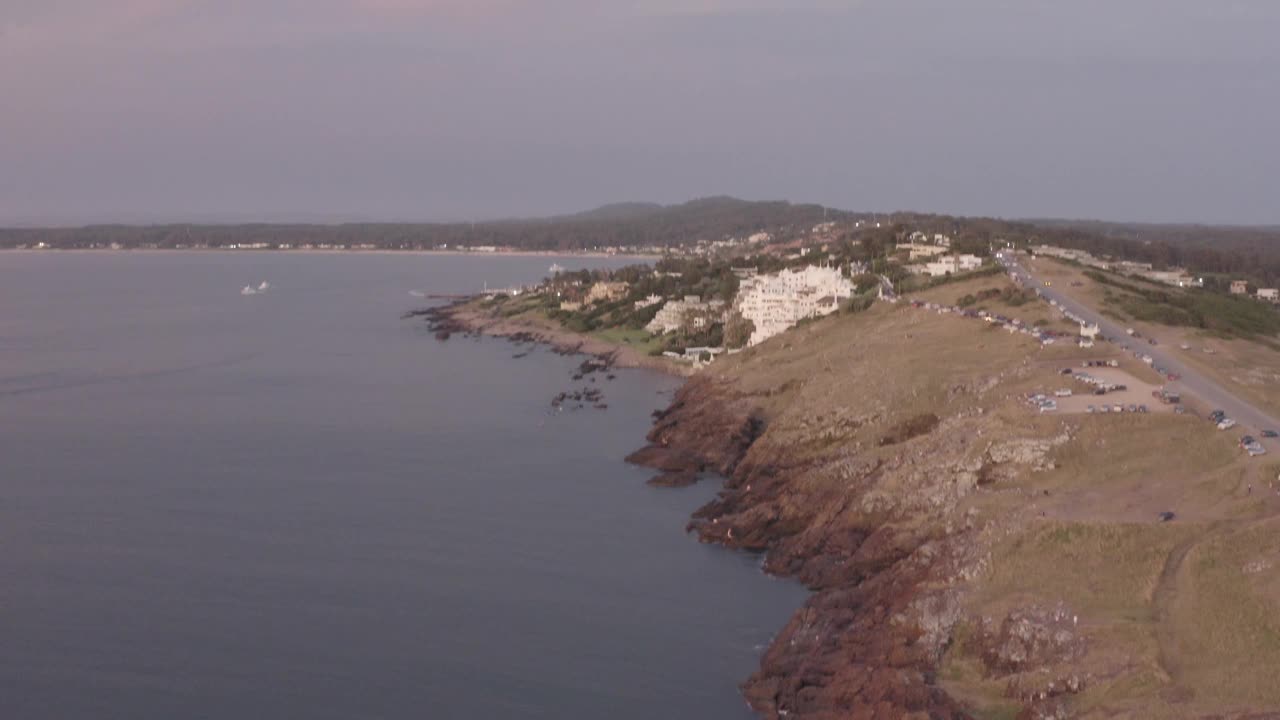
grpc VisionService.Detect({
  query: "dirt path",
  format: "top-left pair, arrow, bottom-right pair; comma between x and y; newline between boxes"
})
1153,532 -> 1200,700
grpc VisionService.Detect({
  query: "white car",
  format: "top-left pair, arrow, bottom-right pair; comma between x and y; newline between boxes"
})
1218,419 -> 1237,430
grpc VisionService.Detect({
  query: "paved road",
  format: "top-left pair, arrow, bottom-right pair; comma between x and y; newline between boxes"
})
1000,254 -> 1280,444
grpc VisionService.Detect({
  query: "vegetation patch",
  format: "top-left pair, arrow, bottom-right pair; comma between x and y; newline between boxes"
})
1086,270 -> 1280,340
878,412 -> 941,446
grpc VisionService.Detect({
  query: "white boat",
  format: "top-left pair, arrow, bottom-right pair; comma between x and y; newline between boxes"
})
549,263 -> 566,274
241,285 -> 258,295
408,290 -> 426,298
258,281 -> 271,292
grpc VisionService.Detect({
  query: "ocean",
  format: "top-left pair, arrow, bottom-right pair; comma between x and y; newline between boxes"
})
0,252 -> 804,719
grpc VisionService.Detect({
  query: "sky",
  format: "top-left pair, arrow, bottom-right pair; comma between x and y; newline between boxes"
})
2,1 -> 1278,225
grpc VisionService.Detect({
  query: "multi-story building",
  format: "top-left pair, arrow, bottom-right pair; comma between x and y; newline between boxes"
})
736,265 -> 855,346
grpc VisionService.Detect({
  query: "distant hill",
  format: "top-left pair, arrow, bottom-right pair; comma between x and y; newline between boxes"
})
560,202 -> 666,223
0,197 -> 850,252
8,200 -> 1280,285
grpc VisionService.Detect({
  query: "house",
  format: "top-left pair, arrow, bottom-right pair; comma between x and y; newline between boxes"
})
1258,288 -> 1279,303
899,242 -> 949,260
922,254 -> 983,277
586,281 -> 628,304
1230,280 -> 1249,295
646,296 -> 727,334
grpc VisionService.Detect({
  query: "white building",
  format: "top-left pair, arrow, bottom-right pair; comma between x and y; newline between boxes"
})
1258,288 -> 1279,303
646,296 -> 727,334
1140,269 -> 1200,288
899,242 -> 949,260
634,294 -> 663,310
922,254 -> 984,277
736,265 -> 855,346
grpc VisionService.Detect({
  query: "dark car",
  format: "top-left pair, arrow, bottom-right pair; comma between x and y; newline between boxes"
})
1158,511 -> 1176,522
1263,430 -> 1280,438
1241,436 -> 1257,447
1061,368 -> 1073,375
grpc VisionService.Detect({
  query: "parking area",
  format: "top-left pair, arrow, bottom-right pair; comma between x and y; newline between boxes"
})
1031,365 -> 1175,415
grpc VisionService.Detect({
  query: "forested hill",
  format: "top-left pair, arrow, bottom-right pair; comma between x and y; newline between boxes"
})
1024,219 -> 1280,286
0,197 -> 851,252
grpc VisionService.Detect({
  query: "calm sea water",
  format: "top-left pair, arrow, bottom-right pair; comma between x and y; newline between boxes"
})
0,252 -> 803,720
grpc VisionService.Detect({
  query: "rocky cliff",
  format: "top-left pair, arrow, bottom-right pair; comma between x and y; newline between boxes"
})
624,304 -> 1107,719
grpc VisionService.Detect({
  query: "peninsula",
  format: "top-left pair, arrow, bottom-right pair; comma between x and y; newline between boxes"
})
418,204 -> 1280,719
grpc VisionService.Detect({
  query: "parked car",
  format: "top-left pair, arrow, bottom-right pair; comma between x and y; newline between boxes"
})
1158,511 -> 1176,522
1087,405 -> 1096,413
1263,430 -> 1279,438
1241,435 -> 1257,447
1218,418 -> 1237,430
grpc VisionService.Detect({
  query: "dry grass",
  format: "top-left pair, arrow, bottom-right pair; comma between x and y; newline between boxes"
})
707,289 -> 1280,717
1169,517 -> 1280,710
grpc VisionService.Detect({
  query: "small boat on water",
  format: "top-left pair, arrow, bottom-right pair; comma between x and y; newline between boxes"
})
408,290 -> 426,298
258,281 -> 271,291
241,285 -> 258,295
549,263 -> 565,274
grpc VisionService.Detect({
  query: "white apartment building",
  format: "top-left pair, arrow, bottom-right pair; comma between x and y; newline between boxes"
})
736,265 -> 855,346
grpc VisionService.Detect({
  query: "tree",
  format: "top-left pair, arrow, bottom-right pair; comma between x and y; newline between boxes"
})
724,312 -> 755,349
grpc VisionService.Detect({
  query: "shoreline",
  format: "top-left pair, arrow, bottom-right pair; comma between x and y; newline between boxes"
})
0,248 -> 664,260
414,297 -> 694,378
411,300 -> 971,717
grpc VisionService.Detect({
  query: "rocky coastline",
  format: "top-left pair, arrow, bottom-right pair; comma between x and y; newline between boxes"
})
626,375 -> 976,719
415,298 -> 1092,719
407,298 -> 691,376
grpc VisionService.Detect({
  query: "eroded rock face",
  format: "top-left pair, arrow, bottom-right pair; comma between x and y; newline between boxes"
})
978,604 -> 1086,676
627,375 -> 991,719
985,433 -> 1072,473
626,376 -> 765,486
